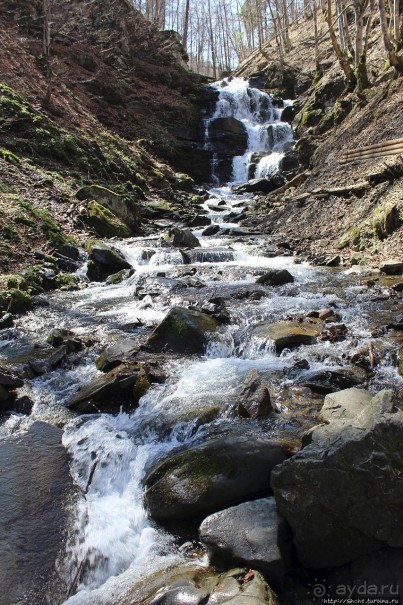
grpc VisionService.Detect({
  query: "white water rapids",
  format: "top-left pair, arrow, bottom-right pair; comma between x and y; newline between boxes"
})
0,78 -> 401,605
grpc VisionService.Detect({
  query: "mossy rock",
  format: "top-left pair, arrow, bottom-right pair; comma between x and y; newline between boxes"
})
0,148 -> 20,166
337,225 -> 364,250
300,109 -> 323,128
146,306 -> 219,355
144,435 -> 287,522
76,185 -> 141,230
84,201 -> 133,238
174,172 -> 195,192
0,288 -> 32,313
373,203 -> 401,240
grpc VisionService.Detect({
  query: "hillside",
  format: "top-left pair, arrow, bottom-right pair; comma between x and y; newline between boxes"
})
235,11 -> 403,265
0,0 -> 215,278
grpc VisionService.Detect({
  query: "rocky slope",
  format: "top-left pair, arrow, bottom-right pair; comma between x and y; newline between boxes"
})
234,14 -> 403,266
0,0 -> 216,283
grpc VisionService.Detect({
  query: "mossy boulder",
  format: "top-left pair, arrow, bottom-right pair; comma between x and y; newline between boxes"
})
373,203 -> 401,240
76,184 -> 141,230
146,306 -> 219,355
174,172 -> 195,192
144,435 -> 288,522
250,319 -> 323,352
84,201 -> 133,238
0,288 -> 32,313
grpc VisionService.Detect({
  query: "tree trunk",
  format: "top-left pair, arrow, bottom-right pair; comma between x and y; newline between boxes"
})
326,0 -> 356,86
378,0 -> 403,70
42,0 -> 52,105
182,0 -> 190,49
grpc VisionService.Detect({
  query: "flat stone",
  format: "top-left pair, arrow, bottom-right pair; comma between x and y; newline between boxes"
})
256,269 -> 294,286
250,319 -> 323,352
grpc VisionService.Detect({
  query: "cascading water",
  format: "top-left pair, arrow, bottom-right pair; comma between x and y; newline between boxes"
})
0,77 -> 402,605
205,77 -> 294,184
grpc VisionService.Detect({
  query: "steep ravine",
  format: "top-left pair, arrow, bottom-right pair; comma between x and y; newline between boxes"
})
0,78 -> 402,605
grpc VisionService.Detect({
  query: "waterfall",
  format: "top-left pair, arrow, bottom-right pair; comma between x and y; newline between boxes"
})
205,77 -> 294,185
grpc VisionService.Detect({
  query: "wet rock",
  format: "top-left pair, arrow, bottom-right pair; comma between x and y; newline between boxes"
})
238,369 -> 273,419
281,105 -> 295,123
0,313 -> 13,329
14,395 -> 34,415
169,227 -> 201,249
202,225 -> 220,236
96,338 -> 138,371
232,175 -> 285,195
300,366 -> 368,393
46,328 -> 83,352
0,422 -> 72,605
146,306 -> 219,355
208,117 -> 248,156
393,281 -> 403,292
187,215 -> 211,227
0,369 -> 24,390
116,564 -> 278,605
199,497 -> 291,588
271,390 -> 403,568
318,308 -> 334,320
256,269 -> 294,286
250,319 -> 323,352
379,260 -> 403,275
66,360 -> 154,413
29,346 -> 67,375
144,435 -> 288,522
105,268 -> 133,285
87,242 -> 132,282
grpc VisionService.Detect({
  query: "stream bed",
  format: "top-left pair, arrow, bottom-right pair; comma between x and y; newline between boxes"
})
0,78 -> 402,605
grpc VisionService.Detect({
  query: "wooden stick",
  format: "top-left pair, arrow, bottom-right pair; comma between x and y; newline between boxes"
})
340,150 -> 403,164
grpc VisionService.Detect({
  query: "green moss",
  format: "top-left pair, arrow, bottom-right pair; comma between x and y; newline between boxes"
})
54,273 -> 81,290
0,288 -> 32,313
373,203 -> 401,240
0,148 -> 20,166
85,201 -> 132,238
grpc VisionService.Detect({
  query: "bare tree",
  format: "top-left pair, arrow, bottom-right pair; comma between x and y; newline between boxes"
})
42,0 -> 53,105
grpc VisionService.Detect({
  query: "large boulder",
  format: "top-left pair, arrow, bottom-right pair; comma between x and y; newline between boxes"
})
169,227 -> 201,249
86,242 -> 132,282
76,184 -> 141,230
271,389 -> 403,568
199,497 -> 291,588
115,564 -> 278,605
144,435 -> 288,522
0,422 -> 72,605
146,306 -> 219,355
250,319 -> 323,352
